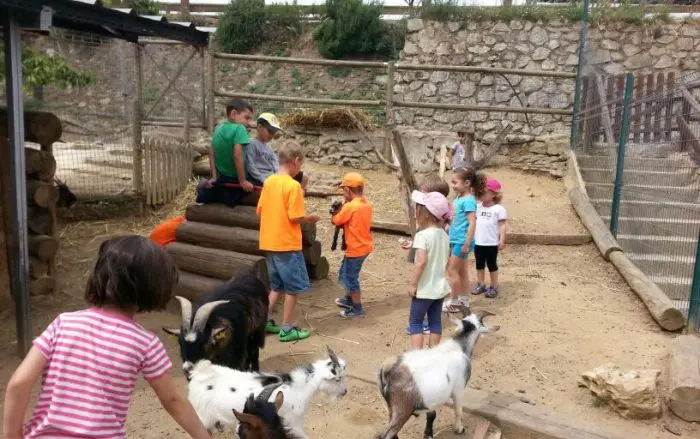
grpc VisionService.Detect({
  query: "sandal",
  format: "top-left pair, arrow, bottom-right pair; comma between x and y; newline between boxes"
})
485,286 -> 499,299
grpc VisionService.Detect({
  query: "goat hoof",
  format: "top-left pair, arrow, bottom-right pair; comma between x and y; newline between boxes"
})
454,426 -> 465,435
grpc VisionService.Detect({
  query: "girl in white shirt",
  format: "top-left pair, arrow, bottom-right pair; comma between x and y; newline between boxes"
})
472,178 -> 507,298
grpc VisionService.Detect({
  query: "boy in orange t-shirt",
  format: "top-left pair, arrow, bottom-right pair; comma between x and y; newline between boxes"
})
256,141 -> 319,342
331,172 -> 373,318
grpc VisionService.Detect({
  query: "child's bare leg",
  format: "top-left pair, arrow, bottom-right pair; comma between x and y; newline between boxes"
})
460,262 -> 471,294
447,256 -> 463,301
410,334 -> 424,350
489,270 -> 499,288
350,292 -> 362,304
282,294 -> 298,326
268,290 -> 281,315
477,269 -> 486,285
428,333 -> 441,348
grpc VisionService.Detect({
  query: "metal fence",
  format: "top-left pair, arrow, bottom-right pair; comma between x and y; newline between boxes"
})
572,69 -> 700,330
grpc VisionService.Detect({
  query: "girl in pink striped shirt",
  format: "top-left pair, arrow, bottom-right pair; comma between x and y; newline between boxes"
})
3,235 -> 211,439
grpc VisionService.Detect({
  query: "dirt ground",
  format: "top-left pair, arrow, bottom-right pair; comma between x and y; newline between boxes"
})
0,165 -> 696,439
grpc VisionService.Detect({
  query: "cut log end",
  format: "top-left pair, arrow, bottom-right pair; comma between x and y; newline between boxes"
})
27,180 -> 60,208
30,276 -> 56,296
175,270 -> 225,302
29,234 -> 58,262
668,335 -> 700,422
307,257 -> 330,281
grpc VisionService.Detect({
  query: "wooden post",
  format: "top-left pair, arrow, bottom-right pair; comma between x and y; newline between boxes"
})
132,43 -> 144,199
206,39 -> 216,133
391,129 -> 418,237
384,62 -> 395,161
183,105 -> 190,146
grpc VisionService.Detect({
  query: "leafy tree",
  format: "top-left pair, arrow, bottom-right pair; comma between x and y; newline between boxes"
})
0,47 -> 97,100
125,0 -> 160,15
314,0 -> 402,59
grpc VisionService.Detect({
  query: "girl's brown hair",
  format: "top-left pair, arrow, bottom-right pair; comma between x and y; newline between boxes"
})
492,191 -> 503,204
85,235 -> 177,312
419,173 -> 450,197
454,167 -> 487,198
416,204 -> 441,228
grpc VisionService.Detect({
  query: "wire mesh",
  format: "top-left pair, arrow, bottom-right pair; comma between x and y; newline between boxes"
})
573,69 -> 700,326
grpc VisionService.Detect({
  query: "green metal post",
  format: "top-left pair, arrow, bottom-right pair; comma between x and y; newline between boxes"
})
610,73 -> 634,238
570,0 -> 590,147
688,230 -> 700,331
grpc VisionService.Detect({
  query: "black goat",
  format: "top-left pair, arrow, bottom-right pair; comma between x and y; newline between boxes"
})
54,178 -> 77,208
163,273 -> 268,375
234,384 -> 301,439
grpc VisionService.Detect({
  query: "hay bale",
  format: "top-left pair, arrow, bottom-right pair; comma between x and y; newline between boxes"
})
280,108 -> 374,131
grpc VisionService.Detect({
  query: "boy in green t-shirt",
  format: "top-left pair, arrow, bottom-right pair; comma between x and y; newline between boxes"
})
197,99 -> 255,205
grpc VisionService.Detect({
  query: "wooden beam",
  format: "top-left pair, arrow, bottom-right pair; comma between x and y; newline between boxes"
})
594,75 -> 616,145
677,116 -> 700,159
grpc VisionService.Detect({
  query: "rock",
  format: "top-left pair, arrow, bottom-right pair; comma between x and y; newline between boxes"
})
549,169 -> 565,178
532,47 -> 551,61
654,55 -> 675,69
429,71 -> 449,83
483,35 -> 497,46
406,18 -> 424,33
601,39 -> 620,51
529,26 -> 548,46
447,21 -> 461,33
477,88 -> 494,103
409,81 -> 423,91
468,45 -> 490,55
422,83 -> 437,97
548,40 -> 561,50
520,77 -> 544,94
403,42 -> 418,56
436,42 -> 451,56
479,75 -> 494,86
440,80 -> 458,95
678,38 -> 694,51
374,75 -> 388,85
565,54 -> 579,66
541,60 -> 556,71
492,22 -> 510,33
656,34 -> 675,44
578,364 -> 662,420
510,20 -> 524,31
493,42 -> 507,52
458,81 -> 476,98
528,142 -> 548,155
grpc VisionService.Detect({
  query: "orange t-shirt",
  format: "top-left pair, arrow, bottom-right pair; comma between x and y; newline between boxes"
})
331,197 -> 373,258
149,215 -> 185,247
256,174 -> 305,252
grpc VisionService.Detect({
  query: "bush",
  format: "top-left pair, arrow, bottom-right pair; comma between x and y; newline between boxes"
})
217,0 -> 304,54
125,0 -> 159,15
314,0 -> 402,59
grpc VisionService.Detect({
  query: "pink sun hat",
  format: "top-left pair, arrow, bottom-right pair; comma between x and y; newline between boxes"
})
411,190 -> 452,221
486,178 -> 502,192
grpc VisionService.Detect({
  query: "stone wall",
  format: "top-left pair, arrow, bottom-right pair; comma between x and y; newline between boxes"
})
393,19 -> 700,141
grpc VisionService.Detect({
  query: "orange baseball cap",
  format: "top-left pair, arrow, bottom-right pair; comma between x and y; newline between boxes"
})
340,172 -> 365,188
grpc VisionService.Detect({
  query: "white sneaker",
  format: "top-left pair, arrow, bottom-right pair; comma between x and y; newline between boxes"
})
456,295 -> 469,307
442,298 -> 460,313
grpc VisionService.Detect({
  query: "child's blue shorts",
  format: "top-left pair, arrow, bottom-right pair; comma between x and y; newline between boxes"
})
450,241 -> 474,260
266,251 -> 310,295
338,255 -> 367,293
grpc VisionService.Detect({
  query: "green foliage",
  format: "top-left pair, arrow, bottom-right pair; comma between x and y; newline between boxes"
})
314,0 -> 404,60
421,1 -> 669,26
217,0 -> 304,54
125,0 -> 160,15
0,47 -> 96,94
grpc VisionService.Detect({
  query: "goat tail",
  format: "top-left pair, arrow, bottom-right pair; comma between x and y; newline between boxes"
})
377,367 -> 389,399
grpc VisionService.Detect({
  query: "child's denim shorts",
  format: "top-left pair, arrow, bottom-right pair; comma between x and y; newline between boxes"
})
266,251 -> 310,294
338,255 -> 367,293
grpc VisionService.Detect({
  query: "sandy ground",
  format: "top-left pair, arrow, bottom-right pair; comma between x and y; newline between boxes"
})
0,165 -> 696,439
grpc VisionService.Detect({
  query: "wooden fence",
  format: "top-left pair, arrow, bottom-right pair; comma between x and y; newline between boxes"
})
141,136 -> 196,206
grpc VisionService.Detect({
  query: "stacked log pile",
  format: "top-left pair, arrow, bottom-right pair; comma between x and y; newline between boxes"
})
172,193 -> 328,300
0,110 -> 63,296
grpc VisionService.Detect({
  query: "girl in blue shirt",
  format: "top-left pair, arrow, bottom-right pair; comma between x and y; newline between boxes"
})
444,167 -> 486,313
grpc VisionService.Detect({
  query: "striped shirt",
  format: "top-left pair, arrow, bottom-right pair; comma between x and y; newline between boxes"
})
24,308 -> 172,438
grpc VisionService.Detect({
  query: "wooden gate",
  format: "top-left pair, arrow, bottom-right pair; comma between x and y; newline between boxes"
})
141,136 -> 195,206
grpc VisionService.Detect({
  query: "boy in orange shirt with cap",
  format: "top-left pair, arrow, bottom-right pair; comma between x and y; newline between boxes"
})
331,172 -> 373,318
257,141 -> 319,342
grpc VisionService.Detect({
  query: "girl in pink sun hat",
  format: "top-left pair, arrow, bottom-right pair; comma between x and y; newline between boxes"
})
406,190 -> 452,349
472,178 -> 507,298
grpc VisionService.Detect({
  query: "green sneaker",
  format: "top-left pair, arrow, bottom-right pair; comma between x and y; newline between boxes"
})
279,327 -> 310,342
265,320 -> 281,334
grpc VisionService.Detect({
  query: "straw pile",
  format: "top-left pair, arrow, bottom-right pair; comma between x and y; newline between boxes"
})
280,108 -> 374,131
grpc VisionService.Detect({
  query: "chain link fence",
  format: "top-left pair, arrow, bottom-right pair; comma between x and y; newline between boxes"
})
572,68 -> 700,329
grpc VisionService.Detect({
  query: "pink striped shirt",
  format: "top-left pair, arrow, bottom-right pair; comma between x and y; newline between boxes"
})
24,308 -> 172,438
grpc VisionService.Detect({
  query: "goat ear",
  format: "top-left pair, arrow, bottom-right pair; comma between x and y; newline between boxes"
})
210,319 -> 230,344
162,327 -> 181,339
326,345 -> 340,366
233,409 -> 259,427
274,391 -> 284,411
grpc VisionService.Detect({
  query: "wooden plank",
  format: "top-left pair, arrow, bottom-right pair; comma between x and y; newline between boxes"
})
632,74 -> 644,143
606,76 -> 615,142
677,116 -> 700,159
613,75 -> 624,141
594,75 -> 615,147
144,138 -> 151,206
679,88 -> 693,151
581,76 -> 592,150
665,72 -> 675,141
652,73 -> 664,141
643,73 -> 655,142
438,144 -> 447,178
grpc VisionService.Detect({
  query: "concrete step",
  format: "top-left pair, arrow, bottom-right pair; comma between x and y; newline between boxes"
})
579,167 -> 694,186
600,215 -> 700,236
592,198 -> 700,218
617,234 -> 698,257
649,274 -> 694,301
626,252 -> 695,277
576,154 -> 694,170
585,183 -> 699,203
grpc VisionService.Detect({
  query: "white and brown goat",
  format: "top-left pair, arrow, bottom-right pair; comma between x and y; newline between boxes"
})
376,308 -> 499,439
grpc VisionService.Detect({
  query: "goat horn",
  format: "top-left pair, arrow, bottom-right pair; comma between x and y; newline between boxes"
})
326,345 -> 340,366
191,300 -> 229,332
174,296 -> 193,332
256,382 -> 283,403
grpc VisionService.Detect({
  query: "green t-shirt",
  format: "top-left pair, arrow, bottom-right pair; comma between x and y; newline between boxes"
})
211,121 -> 250,179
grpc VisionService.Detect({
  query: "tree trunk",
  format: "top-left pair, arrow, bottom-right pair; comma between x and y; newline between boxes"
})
27,179 -> 59,208
27,206 -> 53,235
175,270 -> 225,302
184,203 -> 317,246
307,257 -> 329,281
176,221 -> 263,256
303,241 -> 322,265
30,275 -> 55,296
668,335 -> 700,421
166,242 -> 268,286
28,234 -> 58,262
